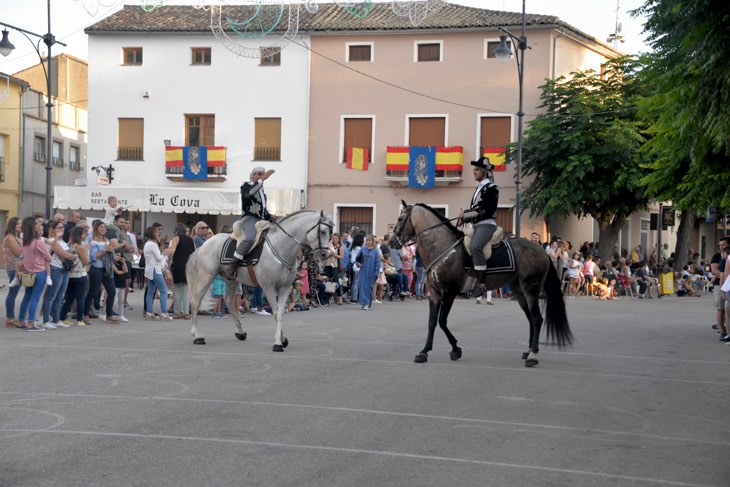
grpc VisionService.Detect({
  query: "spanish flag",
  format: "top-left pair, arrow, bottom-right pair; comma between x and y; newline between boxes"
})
385,146 -> 409,171
435,146 -> 463,171
165,146 -> 184,167
206,146 -> 226,167
483,147 -> 507,171
346,147 -> 369,170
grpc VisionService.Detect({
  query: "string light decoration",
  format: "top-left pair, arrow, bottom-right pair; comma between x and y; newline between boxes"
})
140,0 -> 167,12
72,0 -> 123,17
392,0 -> 446,26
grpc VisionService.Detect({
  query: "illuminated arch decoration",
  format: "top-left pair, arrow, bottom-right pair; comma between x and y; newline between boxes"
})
140,0 -> 166,13
73,0 -> 123,17
392,0 -> 446,27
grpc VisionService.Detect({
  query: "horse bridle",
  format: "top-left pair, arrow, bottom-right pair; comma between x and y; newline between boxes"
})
267,216 -> 333,271
394,205 -> 459,248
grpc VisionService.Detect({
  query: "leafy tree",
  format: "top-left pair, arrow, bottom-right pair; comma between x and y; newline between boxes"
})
519,58 -> 650,259
637,0 -> 730,268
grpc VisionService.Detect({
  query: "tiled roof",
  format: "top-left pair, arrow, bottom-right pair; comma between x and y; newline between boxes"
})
0,72 -> 30,88
85,2 -> 614,52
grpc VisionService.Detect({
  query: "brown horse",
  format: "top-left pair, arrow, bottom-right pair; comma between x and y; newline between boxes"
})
392,201 -> 573,367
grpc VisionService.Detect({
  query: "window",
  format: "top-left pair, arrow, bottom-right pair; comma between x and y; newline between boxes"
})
69,145 -> 81,171
122,47 -> 143,66
408,117 -> 446,146
185,115 -> 215,147
260,48 -> 281,66
342,117 -> 373,163
339,206 -> 373,236
485,39 -> 512,59
118,118 -> 144,160
415,41 -> 442,62
479,116 -> 511,171
191,47 -> 211,65
254,118 -> 281,161
52,140 -> 63,167
0,134 -> 6,182
347,43 -> 373,62
33,136 -> 46,162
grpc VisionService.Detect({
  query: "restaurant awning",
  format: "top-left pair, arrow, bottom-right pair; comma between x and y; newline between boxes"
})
53,185 -> 304,216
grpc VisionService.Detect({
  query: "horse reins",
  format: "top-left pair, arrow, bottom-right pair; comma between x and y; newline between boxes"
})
266,217 -> 333,271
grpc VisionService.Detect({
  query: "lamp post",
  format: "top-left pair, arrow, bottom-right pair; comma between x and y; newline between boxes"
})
0,0 -> 66,220
493,0 -> 527,239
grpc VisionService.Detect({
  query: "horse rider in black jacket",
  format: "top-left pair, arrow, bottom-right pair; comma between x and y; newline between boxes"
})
225,166 -> 276,280
459,156 -> 499,284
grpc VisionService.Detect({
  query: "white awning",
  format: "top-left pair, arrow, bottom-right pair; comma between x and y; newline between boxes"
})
53,185 -> 303,216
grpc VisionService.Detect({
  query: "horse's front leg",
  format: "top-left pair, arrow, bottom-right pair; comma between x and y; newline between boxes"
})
225,279 -> 246,341
415,295 -> 440,363
266,285 -> 291,352
437,291 -> 461,361
189,271 -> 215,346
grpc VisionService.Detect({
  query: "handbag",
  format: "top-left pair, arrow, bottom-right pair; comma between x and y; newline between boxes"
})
19,270 -> 36,287
323,281 -> 337,294
62,259 -> 75,272
384,264 -> 398,276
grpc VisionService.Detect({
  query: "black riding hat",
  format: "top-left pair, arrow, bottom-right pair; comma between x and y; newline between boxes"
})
470,156 -> 494,170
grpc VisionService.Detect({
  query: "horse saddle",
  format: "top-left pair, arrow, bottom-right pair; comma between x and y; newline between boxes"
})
462,237 -> 516,275
220,220 -> 273,267
463,225 -> 504,261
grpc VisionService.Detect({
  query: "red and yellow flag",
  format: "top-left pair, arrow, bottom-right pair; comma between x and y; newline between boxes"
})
385,146 -> 409,171
165,146 -> 184,167
483,147 -> 507,171
206,146 -> 226,167
435,146 -> 463,171
346,147 -> 369,170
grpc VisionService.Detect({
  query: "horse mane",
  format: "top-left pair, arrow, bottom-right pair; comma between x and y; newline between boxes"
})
276,209 -> 320,223
413,204 -> 463,238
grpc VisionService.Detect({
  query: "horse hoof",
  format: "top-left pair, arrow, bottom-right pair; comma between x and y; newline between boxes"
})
273,344 -> 285,352
414,353 -> 428,363
521,352 -> 530,360
450,347 -> 462,361
525,358 -> 539,367
282,337 -> 289,348
193,338 -> 206,345
235,332 -> 247,341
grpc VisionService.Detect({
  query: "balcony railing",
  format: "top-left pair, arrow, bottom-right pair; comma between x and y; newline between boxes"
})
253,146 -> 281,161
69,159 -> 82,171
33,152 -> 45,162
117,146 -> 144,161
52,157 -> 65,167
165,165 -> 227,177
0,156 -> 5,182
385,169 -> 462,178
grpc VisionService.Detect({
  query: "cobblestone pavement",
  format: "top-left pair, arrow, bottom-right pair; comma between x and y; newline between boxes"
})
1,284 -> 728,486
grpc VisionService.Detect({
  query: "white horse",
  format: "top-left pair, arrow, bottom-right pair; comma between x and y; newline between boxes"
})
185,209 -> 333,351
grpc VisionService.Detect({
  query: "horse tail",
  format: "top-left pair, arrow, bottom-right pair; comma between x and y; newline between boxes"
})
543,263 -> 574,348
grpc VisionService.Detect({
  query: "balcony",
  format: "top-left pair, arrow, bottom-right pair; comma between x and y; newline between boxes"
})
52,157 -> 65,168
384,146 -> 464,186
33,152 -> 45,162
165,145 -> 227,182
253,146 -> 281,161
69,159 -> 82,171
117,147 -> 144,161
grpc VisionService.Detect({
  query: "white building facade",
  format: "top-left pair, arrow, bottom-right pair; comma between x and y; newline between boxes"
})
71,10 -> 311,232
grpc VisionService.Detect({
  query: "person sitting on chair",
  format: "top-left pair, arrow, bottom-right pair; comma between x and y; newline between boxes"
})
458,156 -> 499,284
225,166 -> 276,280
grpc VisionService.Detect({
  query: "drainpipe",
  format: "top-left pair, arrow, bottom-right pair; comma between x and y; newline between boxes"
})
19,85 -> 29,215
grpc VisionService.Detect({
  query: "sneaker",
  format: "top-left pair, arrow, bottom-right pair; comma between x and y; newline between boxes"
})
119,316 -> 129,323
46,276 -> 52,286
99,313 -> 107,322
42,322 -> 57,330
720,334 -> 730,342
159,314 -> 173,321
63,319 -> 74,326
26,325 -> 45,332
124,303 -> 134,310
476,297 -> 482,304
8,277 -> 20,287
486,300 -> 494,305
212,312 -> 220,319
712,324 -> 719,330
54,321 -> 70,328
15,323 -> 28,330
373,300 -> 383,304
75,321 -> 86,327
361,305 -> 370,310
256,309 -> 271,316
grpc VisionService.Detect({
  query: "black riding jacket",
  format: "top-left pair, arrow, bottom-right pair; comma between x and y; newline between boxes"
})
241,181 -> 271,221
464,180 -> 499,224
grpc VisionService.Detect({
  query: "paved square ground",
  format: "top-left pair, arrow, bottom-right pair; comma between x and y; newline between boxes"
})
1,287 -> 728,486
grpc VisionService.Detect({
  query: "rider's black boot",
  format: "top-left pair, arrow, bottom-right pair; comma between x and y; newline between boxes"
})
225,257 -> 243,280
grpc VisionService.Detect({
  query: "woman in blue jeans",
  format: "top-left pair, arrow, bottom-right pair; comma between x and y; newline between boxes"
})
60,227 -> 90,326
42,220 -> 76,329
85,220 -> 120,323
16,217 -> 52,331
143,226 -> 174,320
3,217 -> 23,328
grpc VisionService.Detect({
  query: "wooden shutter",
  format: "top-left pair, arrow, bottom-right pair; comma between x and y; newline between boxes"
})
480,117 -> 511,147
118,118 -> 143,147
255,118 -> 281,160
349,45 -> 371,61
409,117 -> 445,146
343,118 -> 372,162
339,207 -> 373,235
417,43 -> 440,62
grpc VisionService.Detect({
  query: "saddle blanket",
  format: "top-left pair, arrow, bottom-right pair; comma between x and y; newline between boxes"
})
220,237 -> 263,267
467,240 -> 516,274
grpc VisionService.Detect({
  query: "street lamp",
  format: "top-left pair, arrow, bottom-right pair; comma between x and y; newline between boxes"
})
493,0 -> 528,239
0,0 -> 66,220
